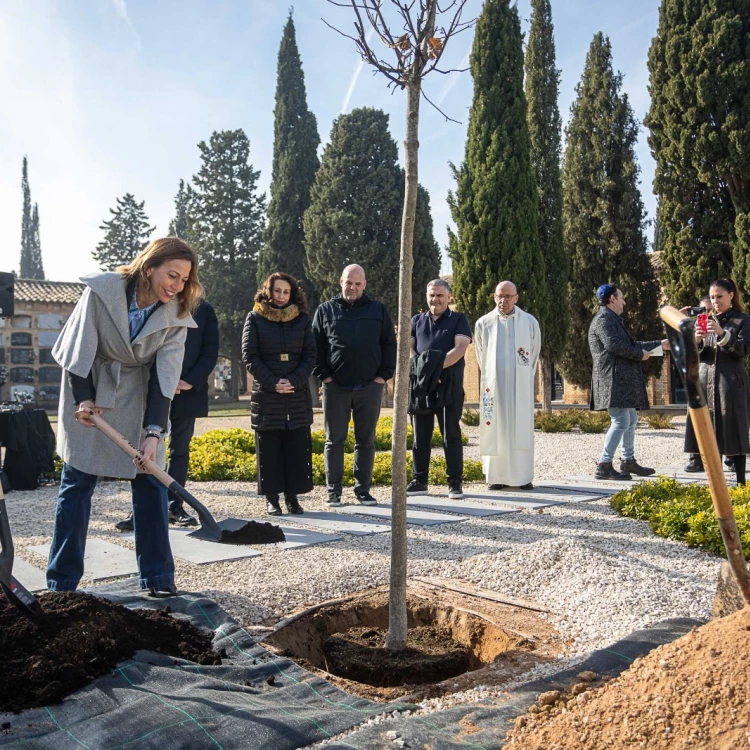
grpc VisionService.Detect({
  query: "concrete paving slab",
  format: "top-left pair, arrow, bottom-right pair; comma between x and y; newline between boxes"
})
278,510 -> 391,535
29,538 -> 138,581
337,505 -> 468,525
406,495 -> 519,516
121,529 -> 265,564
12,557 -> 48,592
459,492 -> 564,510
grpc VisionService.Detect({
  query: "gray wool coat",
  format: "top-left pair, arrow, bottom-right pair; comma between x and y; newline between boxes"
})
53,272 -> 195,478
588,307 -> 661,411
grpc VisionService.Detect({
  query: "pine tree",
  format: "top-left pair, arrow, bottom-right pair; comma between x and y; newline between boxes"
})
645,0 -> 749,306
188,129 -> 266,400
525,0 -> 566,410
19,157 -> 44,279
168,179 -> 192,240
303,108 -> 403,315
30,203 -> 44,279
92,193 -> 155,271
258,12 -> 320,301
559,33 -> 661,389
448,0 -> 548,329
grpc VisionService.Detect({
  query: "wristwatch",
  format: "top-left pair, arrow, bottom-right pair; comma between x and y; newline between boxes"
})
144,424 -> 162,440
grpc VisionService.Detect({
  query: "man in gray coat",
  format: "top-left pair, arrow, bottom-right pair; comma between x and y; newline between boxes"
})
588,284 -> 670,480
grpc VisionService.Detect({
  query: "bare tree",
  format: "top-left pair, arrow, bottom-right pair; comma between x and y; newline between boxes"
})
325,0 -> 473,651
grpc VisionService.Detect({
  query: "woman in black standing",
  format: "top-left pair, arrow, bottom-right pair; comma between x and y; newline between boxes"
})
684,278 -> 750,485
242,273 -> 316,514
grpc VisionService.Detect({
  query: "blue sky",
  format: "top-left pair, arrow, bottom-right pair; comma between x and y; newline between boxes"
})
1,0 -> 661,283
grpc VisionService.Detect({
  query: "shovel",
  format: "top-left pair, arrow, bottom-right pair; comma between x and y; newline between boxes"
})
87,411 -> 224,542
660,305 -> 750,607
0,482 -> 44,618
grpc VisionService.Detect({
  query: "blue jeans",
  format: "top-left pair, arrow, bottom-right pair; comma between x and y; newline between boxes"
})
600,407 -> 638,463
47,463 -> 175,591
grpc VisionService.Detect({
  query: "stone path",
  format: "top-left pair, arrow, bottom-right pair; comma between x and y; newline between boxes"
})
12,466 -> 722,592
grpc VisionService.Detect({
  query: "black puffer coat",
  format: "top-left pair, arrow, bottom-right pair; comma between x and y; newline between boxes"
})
684,309 -> 750,456
588,307 -> 661,410
242,300 -> 316,431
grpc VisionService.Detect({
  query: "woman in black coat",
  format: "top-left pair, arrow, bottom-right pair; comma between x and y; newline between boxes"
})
684,278 -> 750,485
242,273 -> 316,515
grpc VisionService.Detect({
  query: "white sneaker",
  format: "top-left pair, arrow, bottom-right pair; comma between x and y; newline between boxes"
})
448,483 -> 464,499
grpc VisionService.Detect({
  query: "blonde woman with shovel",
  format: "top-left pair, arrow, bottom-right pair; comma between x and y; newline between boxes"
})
47,238 -> 202,596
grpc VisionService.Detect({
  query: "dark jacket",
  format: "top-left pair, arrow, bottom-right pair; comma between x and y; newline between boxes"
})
242,299 -> 316,431
312,293 -> 397,387
684,309 -> 750,456
171,300 -> 220,419
588,307 -> 661,411
408,350 -> 454,415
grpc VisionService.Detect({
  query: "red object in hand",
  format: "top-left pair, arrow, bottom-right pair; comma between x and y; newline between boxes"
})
697,313 -> 708,332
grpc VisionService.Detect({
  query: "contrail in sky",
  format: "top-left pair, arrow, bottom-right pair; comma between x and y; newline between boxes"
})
437,46 -> 471,106
340,28 -> 376,115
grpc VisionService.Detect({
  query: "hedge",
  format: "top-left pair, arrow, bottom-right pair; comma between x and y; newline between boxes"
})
610,477 -> 750,559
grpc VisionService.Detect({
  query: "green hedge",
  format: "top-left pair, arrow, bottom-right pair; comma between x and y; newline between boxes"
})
534,411 -> 611,433
610,477 -> 750,559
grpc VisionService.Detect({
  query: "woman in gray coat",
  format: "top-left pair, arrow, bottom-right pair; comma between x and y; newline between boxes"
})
684,278 -> 750,485
48,238 -> 203,595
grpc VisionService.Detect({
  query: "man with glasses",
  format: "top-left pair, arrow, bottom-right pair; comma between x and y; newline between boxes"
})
474,281 -> 541,490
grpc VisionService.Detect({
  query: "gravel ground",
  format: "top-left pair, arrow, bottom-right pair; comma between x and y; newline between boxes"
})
8,417 -> 720,721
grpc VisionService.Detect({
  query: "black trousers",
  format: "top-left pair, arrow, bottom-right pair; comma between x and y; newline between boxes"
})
256,426 -> 314,496
167,415 -> 197,514
411,392 -> 464,485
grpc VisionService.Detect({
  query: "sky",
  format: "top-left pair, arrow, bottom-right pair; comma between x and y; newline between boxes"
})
0,0 -> 662,283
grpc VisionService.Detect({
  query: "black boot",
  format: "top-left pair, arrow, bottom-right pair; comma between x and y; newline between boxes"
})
266,494 -> 282,516
285,494 -> 304,515
619,459 -> 656,477
684,454 -> 704,473
595,462 -> 632,480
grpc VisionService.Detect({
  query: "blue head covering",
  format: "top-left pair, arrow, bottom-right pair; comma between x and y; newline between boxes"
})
596,284 -> 616,304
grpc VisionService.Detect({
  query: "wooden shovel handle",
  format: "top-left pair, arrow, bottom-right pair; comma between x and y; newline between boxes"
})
659,305 -> 689,330
86,412 -> 173,490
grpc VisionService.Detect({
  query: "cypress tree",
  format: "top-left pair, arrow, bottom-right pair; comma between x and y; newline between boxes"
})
645,0 -> 749,305
258,12 -> 320,299
304,108 -> 402,315
188,129 -> 266,400
92,193 -> 155,271
448,0 -> 548,327
19,157 -> 44,279
409,181 -> 442,311
559,33 -> 661,389
30,203 -> 44,280
525,0 -> 566,409
168,179 -> 192,240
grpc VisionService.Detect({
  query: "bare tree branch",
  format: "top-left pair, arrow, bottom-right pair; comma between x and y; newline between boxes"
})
421,87 -> 462,124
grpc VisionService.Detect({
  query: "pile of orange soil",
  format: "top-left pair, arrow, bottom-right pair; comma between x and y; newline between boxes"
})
503,606 -> 750,750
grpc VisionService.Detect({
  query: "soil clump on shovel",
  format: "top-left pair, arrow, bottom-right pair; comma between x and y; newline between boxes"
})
0,591 -> 221,713
503,606 -> 750,749
220,520 -> 286,546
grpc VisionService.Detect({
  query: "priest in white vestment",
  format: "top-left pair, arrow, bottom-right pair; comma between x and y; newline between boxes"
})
474,281 -> 541,489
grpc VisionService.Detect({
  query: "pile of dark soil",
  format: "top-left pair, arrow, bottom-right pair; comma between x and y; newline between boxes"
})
323,625 -> 470,687
502,606 -> 750,749
221,520 -> 285,545
0,591 -> 222,713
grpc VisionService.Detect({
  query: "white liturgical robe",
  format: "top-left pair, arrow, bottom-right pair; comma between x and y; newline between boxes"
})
474,306 -> 541,486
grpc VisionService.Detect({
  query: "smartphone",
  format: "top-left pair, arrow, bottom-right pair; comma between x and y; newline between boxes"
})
696,313 -> 708,332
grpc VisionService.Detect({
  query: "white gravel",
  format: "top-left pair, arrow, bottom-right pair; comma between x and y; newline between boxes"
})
8,418 -> 719,721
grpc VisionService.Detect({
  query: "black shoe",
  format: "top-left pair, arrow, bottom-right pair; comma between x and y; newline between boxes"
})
619,459 -> 655,477
115,513 -> 134,532
684,455 -> 705,473
326,492 -> 342,507
595,462 -> 632,480
725,456 -> 735,469
355,491 -> 378,506
284,495 -> 304,515
407,479 -> 428,495
488,484 -> 507,491
169,507 -> 198,527
148,585 -> 177,598
448,482 -> 463,499
518,482 -> 534,490
266,494 -> 282,516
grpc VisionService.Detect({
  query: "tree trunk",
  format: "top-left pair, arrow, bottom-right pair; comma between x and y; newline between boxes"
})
386,76 -> 421,653
541,356 -> 553,414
